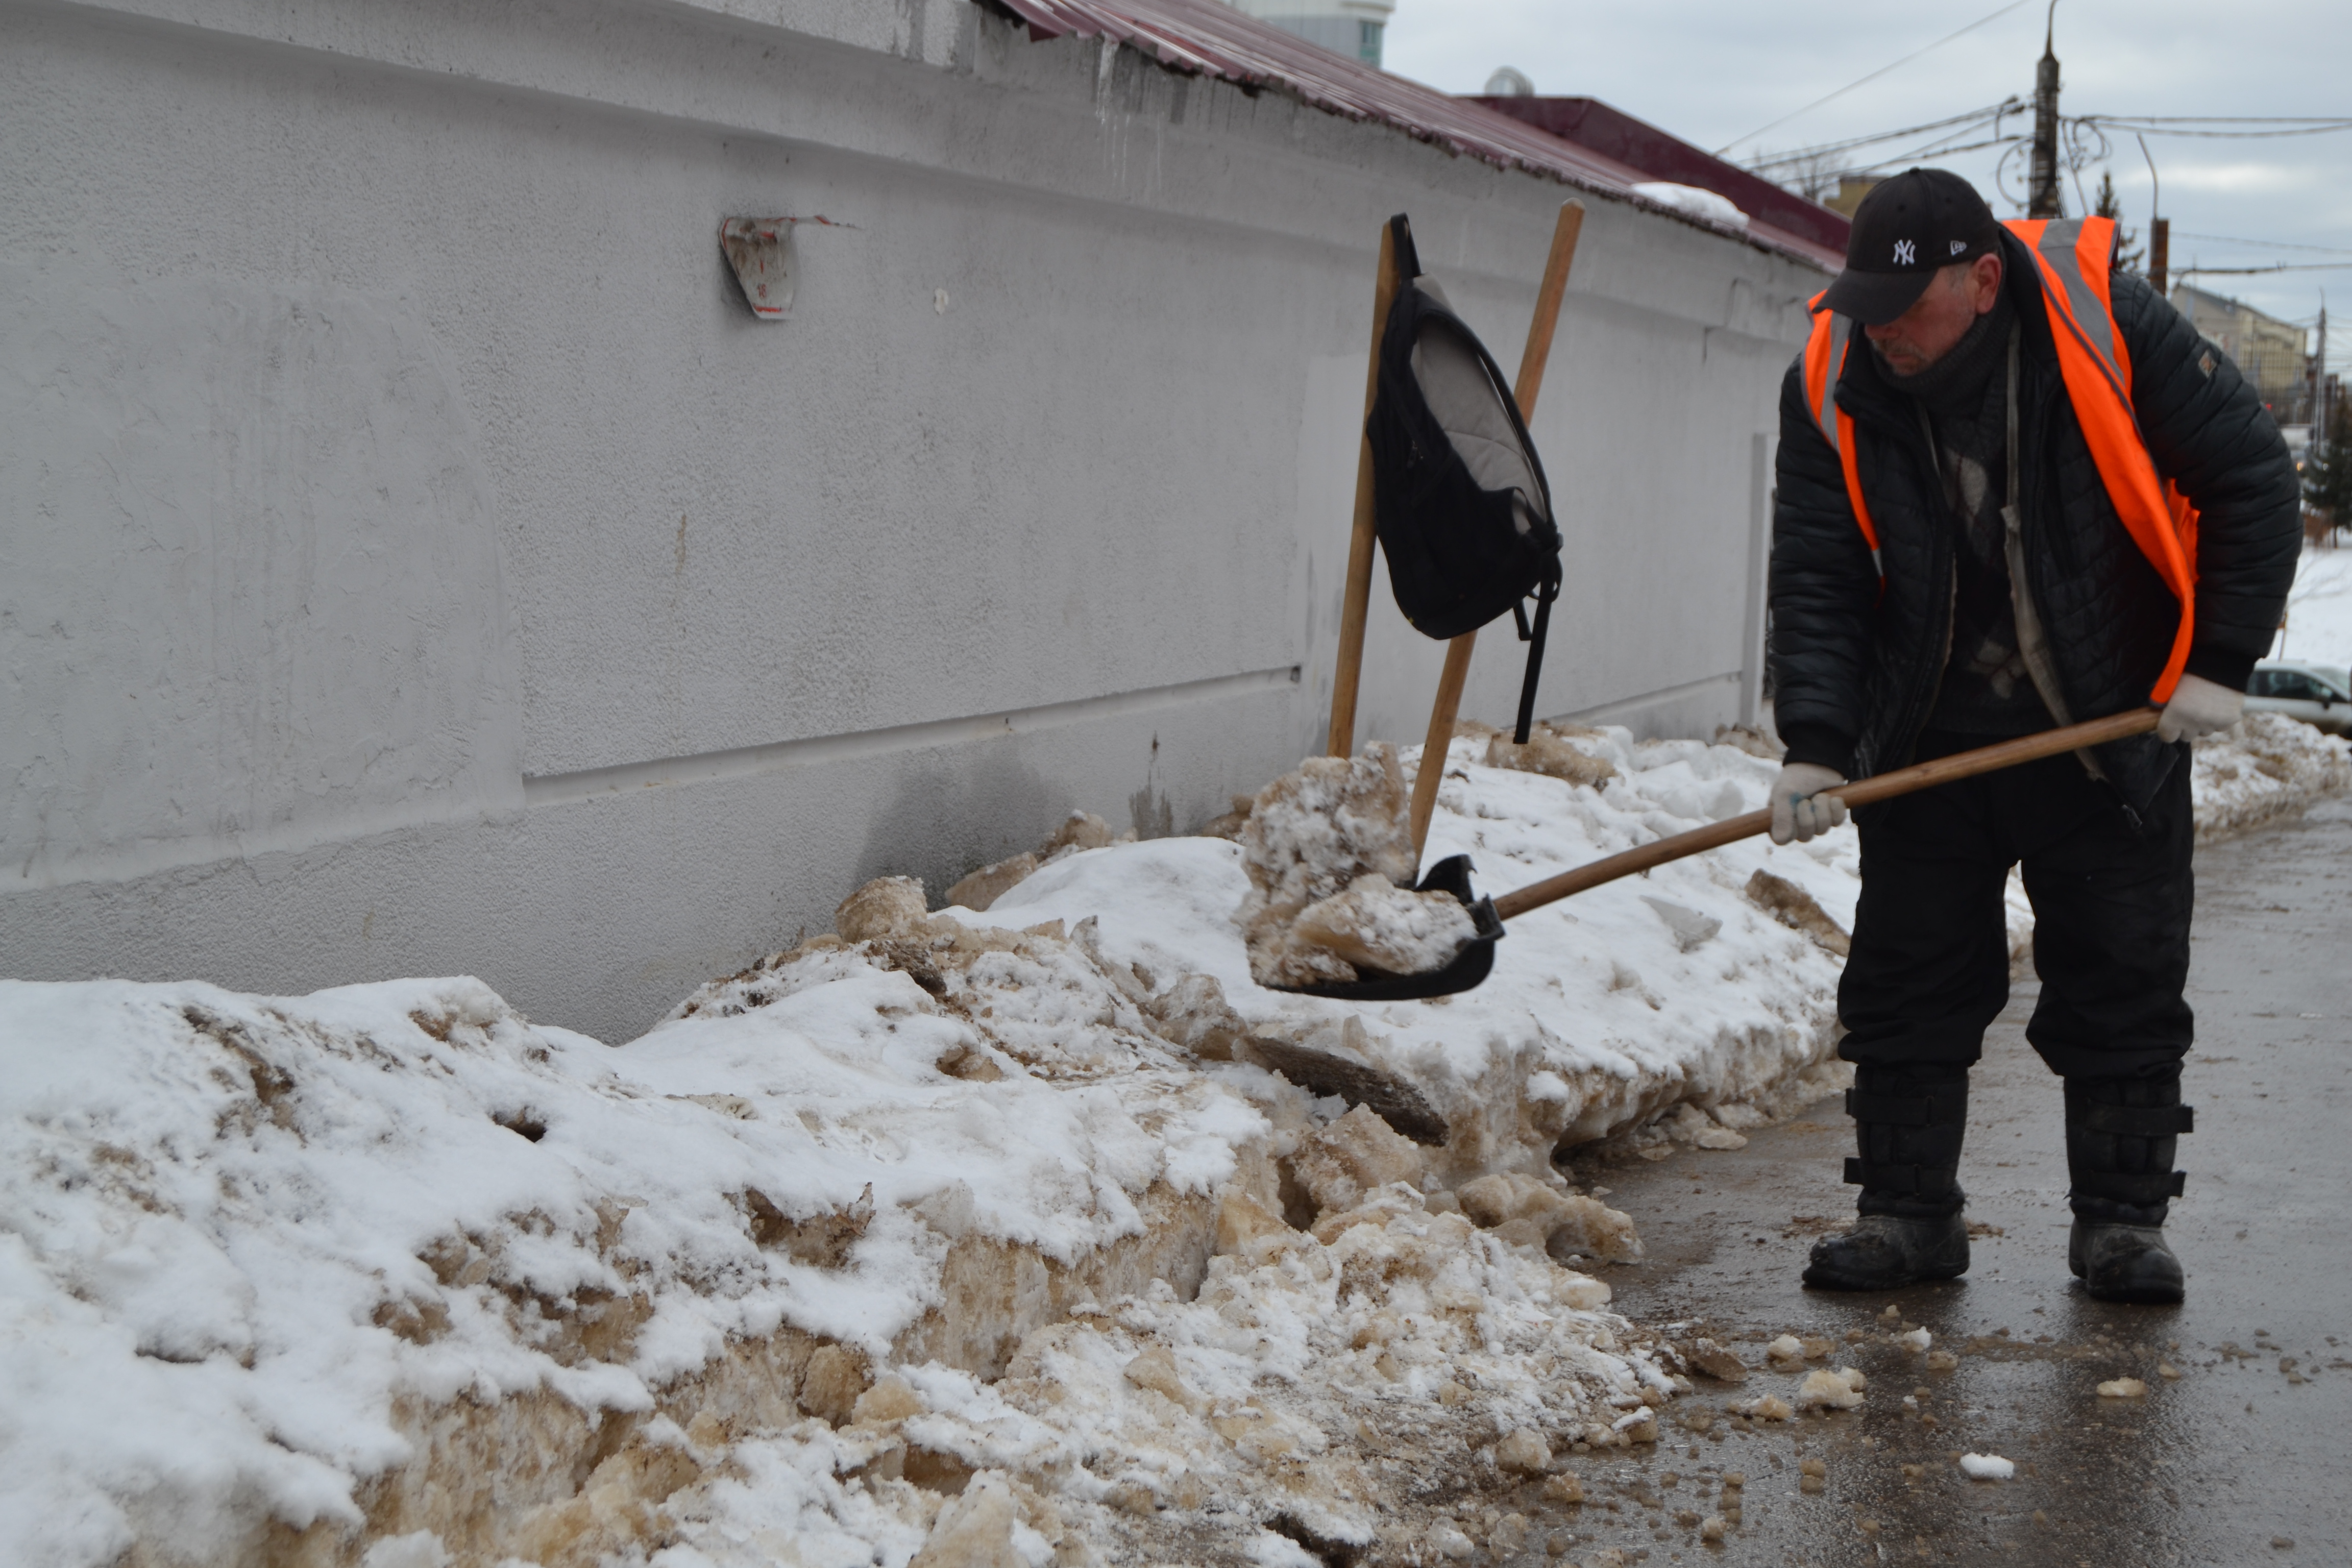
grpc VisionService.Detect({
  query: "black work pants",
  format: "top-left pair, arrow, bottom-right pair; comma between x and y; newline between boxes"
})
1836,733 -> 2194,1080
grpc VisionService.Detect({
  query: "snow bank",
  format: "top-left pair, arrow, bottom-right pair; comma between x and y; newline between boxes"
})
19,710 -> 2336,1565
0,961 -> 1279,1565
2192,710 -> 2352,839
976,723 -> 1873,1188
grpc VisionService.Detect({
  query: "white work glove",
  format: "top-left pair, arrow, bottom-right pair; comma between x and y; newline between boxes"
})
1769,762 -> 1850,845
2155,673 -> 2243,744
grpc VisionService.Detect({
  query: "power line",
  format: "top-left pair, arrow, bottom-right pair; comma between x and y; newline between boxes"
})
2172,233 -> 2352,257
2079,117 -> 2352,140
2079,115 -> 2352,125
1716,1 -> 2034,155
1740,103 -> 2018,172
2175,262 -> 2352,277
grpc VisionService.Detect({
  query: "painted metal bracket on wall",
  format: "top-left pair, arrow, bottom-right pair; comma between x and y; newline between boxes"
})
720,218 -> 797,319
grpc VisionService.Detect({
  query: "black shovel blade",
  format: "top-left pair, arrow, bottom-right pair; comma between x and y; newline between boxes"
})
1279,853 -> 1503,1002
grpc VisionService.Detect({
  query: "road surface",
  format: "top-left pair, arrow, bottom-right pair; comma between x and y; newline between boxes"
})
1491,796 -> 2352,1566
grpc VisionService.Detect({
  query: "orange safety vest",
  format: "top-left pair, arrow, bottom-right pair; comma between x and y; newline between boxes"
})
1801,216 -> 2201,704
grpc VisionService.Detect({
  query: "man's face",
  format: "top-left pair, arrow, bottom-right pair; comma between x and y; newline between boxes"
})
1865,253 -> 2004,376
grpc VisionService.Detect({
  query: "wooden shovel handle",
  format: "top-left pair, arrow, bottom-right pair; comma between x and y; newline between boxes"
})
1408,200 -> 1586,851
1328,222 -> 1406,758
1488,708 -> 2162,922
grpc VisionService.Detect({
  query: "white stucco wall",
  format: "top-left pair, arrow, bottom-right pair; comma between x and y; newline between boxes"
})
0,0 -> 1823,1041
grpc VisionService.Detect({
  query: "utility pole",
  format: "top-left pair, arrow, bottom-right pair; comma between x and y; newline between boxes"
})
2139,134 -> 2167,295
2028,2 -> 2064,219
2316,304 -> 2329,439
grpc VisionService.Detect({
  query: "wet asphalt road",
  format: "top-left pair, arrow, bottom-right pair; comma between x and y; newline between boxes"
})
1520,797 -> 2352,1567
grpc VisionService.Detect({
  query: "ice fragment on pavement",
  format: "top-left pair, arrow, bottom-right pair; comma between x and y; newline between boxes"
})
1958,1454 -> 2015,1481
1734,1394 -> 1792,1421
1699,1514 -> 1727,1542
1896,1328 -> 1931,1351
1430,1524 -> 1478,1560
1456,1170 -> 1642,1261
1794,1367 -> 1866,1411
1496,1427 -> 1552,1474
1641,897 -> 1722,952
2158,1361 -> 2180,1380
1766,1334 -> 1805,1361
1682,1338 -> 1748,1384
2097,1377 -> 2148,1398
1926,1350 -> 1959,1371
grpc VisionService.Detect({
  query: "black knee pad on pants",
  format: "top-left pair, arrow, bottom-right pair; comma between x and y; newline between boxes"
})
1849,1061 -> 1970,1220
2066,1069 -> 2191,1226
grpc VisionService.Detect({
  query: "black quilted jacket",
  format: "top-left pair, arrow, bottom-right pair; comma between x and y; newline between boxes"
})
1769,227 -> 2303,811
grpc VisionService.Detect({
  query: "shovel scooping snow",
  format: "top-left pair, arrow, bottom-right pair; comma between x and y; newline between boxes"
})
1247,709 -> 2164,1000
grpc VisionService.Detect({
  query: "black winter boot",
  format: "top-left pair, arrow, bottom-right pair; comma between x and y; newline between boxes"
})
2065,1074 -> 2191,1304
1804,1063 -> 1972,1290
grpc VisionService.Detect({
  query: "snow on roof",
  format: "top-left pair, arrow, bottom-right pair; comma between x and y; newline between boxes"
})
986,0 -> 1843,271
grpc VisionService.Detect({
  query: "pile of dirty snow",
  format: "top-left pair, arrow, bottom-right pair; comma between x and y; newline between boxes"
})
21,708 -> 2338,1566
0,873 -> 1685,1564
2192,711 -> 2352,839
0,965 -> 1273,1565
963,721 -> 1889,1189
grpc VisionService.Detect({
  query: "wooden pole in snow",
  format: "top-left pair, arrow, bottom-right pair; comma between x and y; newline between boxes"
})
1326,220 -> 1406,760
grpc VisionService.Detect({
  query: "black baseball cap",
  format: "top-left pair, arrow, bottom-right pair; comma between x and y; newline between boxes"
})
1820,168 -> 2003,326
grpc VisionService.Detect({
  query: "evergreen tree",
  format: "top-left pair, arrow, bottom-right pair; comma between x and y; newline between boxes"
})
2095,172 -> 2144,275
2307,398 -> 2352,528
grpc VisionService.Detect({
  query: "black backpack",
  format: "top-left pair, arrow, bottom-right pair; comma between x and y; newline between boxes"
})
1366,214 -> 1564,744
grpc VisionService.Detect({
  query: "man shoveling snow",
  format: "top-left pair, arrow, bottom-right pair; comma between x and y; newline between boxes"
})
1769,169 -> 2301,1302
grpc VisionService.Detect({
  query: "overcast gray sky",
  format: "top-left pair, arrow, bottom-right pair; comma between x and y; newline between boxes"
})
1385,1 -> 2351,374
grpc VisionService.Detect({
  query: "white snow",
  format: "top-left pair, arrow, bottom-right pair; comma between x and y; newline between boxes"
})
1958,1453 -> 2016,1481
2273,543 -> 2352,667
0,967 -> 1273,1564
981,724 -> 1866,1185
2191,712 -> 2352,839
8,708 -> 2344,1564
1631,181 -> 1750,230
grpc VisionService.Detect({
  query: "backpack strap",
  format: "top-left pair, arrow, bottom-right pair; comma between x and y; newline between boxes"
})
1510,559 -> 1561,745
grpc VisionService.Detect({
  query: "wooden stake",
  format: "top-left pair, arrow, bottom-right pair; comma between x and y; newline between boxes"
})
1327,220 -> 1405,758
1407,200 -> 1585,856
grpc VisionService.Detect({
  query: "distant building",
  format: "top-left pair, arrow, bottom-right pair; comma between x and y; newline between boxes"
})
2172,282 -> 2313,423
1224,0 -> 1392,66
1824,177 -> 1881,219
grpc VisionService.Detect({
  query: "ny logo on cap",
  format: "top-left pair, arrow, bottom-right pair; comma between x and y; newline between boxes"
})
1893,239 -> 1917,265
1951,239 -> 1969,255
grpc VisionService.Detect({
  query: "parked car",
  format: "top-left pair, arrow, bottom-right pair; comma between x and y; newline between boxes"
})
2244,660 -> 2352,736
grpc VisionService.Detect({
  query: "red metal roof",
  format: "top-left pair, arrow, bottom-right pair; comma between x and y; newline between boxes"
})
986,0 -> 1841,271
1471,96 -> 1851,259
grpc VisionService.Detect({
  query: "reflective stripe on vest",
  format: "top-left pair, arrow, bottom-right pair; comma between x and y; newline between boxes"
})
1800,215 -> 2200,705
1800,290 -> 1884,578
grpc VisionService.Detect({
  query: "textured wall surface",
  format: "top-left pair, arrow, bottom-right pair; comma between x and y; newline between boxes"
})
0,0 -> 1822,1040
